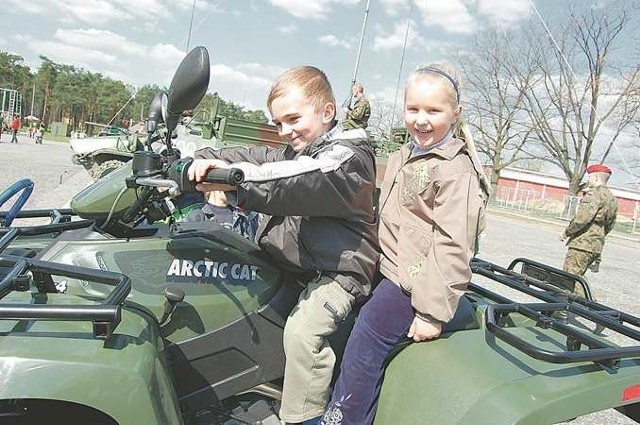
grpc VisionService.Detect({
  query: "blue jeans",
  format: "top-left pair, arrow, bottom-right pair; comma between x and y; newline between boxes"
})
320,278 -> 414,425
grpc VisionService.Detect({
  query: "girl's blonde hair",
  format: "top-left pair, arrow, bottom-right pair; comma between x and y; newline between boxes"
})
267,66 -> 336,119
406,62 -> 492,197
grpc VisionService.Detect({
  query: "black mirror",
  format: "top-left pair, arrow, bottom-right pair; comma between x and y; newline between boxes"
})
146,91 -> 167,137
165,46 -> 210,134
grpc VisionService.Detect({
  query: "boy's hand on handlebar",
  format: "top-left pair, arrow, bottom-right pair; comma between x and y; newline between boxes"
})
188,159 -> 229,183
407,316 -> 442,342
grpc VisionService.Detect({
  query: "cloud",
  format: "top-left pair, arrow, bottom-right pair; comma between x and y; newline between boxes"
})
210,64 -> 274,91
236,63 -> 286,81
278,24 -> 298,35
20,28 -> 185,85
318,35 -> 352,49
54,29 -> 145,57
3,0 -> 219,26
210,63 -> 283,110
268,0 -> 359,20
378,0 -> 409,17
372,20 -> 424,52
414,0 -> 476,35
476,0 -> 532,28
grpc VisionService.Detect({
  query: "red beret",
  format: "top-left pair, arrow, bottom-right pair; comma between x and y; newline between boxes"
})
586,164 -> 612,174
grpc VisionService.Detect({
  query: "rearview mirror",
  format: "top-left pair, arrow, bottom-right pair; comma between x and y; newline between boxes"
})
165,46 -> 211,134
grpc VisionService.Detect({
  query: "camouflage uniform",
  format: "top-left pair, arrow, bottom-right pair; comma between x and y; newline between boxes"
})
342,97 -> 371,130
562,185 -> 618,277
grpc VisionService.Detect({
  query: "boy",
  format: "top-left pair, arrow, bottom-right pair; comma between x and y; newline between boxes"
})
188,66 -> 379,424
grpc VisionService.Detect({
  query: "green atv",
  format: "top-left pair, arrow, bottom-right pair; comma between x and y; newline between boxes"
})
1,46 -> 640,425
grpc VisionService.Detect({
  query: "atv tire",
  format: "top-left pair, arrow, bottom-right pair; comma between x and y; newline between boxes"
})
91,160 -> 126,180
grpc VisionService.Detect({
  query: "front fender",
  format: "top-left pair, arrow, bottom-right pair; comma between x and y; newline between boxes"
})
0,305 -> 181,425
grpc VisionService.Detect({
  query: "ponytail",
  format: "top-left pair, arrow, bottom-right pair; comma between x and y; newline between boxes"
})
455,119 -> 492,199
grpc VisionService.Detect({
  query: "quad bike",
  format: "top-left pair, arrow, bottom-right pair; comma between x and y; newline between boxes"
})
2,46 -> 640,425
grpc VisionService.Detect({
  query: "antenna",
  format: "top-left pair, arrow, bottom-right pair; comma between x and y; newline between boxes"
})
186,0 -> 197,53
389,3 -> 414,135
351,0 -> 372,87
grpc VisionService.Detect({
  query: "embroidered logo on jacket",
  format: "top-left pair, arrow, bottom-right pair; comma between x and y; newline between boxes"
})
408,258 -> 423,279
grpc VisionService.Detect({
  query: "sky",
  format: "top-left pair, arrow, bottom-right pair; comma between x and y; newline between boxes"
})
0,0 -> 548,111
1,0 -> 638,188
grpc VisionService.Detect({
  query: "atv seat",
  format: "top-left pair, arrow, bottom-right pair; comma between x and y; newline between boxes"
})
442,295 -> 479,333
385,295 -> 479,365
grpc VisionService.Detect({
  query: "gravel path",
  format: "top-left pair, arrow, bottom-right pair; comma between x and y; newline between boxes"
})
0,134 -> 93,211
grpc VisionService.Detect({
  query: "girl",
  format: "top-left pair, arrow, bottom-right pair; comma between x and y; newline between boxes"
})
320,63 -> 490,425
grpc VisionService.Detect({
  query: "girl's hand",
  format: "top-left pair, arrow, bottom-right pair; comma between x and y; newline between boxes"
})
407,316 -> 442,342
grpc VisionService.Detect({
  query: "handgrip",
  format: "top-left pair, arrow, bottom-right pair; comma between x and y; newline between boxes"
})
204,168 -> 244,186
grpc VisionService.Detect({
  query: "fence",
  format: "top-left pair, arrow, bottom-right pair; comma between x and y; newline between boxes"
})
495,187 -> 541,212
492,188 -> 639,237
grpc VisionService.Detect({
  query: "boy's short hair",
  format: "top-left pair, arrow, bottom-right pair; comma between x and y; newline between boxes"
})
267,66 -> 336,117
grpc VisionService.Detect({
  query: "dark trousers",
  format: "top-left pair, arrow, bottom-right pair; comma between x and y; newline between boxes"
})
10,130 -> 18,143
321,278 -> 414,425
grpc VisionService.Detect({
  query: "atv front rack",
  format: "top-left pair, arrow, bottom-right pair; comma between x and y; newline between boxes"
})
0,208 -> 93,253
471,258 -> 640,369
0,211 -> 128,339
0,255 -> 131,339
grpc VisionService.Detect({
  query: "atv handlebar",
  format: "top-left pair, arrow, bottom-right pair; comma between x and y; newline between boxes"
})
119,153 -> 245,225
203,168 -> 245,186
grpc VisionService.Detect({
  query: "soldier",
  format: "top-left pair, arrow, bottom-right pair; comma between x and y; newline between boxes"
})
342,82 -> 371,130
560,164 -> 618,280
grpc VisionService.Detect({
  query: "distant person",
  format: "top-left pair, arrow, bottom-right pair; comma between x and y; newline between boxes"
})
34,126 -> 43,144
342,82 -> 371,130
560,164 -> 618,280
10,115 -> 20,143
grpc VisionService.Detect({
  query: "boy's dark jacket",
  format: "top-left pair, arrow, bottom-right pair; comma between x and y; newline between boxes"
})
194,124 -> 379,298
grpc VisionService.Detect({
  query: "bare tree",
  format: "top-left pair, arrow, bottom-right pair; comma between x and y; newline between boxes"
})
366,97 -> 402,141
514,6 -> 640,195
460,30 -> 540,198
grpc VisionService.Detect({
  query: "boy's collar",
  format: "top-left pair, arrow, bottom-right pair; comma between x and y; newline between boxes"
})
299,121 -> 340,155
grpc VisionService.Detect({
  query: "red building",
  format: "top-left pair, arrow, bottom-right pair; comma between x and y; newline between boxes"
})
495,168 -> 639,220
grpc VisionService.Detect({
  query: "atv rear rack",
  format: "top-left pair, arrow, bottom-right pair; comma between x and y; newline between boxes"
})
471,258 -> 640,369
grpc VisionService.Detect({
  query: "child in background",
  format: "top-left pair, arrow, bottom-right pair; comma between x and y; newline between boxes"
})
203,190 -> 260,242
321,63 -> 491,425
